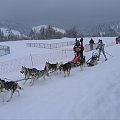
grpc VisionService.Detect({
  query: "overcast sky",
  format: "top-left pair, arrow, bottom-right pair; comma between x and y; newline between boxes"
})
0,0 -> 120,29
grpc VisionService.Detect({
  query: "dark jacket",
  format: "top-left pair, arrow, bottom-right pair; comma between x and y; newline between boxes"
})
96,40 -> 105,51
89,39 -> 94,44
80,38 -> 83,45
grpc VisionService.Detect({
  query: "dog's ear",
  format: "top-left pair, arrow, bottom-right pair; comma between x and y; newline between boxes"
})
60,64 -> 63,67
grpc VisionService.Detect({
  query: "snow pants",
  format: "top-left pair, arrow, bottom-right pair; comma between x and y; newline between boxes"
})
98,49 -> 107,60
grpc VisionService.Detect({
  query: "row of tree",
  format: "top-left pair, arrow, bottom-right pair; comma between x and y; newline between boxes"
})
29,25 -> 63,40
0,24 -> 120,41
0,25 -> 84,41
93,23 -> 120,37
29,25 -> 83,40
0,29 -> 28,42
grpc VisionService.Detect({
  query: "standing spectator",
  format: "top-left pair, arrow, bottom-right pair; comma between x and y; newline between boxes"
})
80,37 -> 83,45
75,38 -> 77,42
80,43 -> 84,59
116,36 -> 120,44
96,39 -> 107,61
89,38 -> 94,50
79,37 -> 84,58
74,38 -> 78,45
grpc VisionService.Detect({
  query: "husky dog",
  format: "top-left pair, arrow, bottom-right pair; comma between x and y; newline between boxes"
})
20,66 -> 38,84
79,56 -> 86,71
30,68 -> 50,86
0,79 -> 5,92
45,62 -> 58,72
0,79 -> 23,102
59,62 -> 71,77
45,61 -> 63,73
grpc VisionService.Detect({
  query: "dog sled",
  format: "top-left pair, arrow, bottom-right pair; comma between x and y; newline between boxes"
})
68,53 -> 85,67
70,55 -> 81,67
86,52 -> 99,66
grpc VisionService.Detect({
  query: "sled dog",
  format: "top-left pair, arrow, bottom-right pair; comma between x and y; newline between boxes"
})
0,79 -> 22,102
20,66 -> 38,84
30,68 -> 50,86
79,56 -> 86,71
59,62 -> 71,77
45,61 -> 63,73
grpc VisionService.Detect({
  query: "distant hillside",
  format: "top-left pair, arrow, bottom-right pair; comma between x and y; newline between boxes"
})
0,21 -> 120,41
90,21 -> 120,37
29,25 -> 65,40
0,28 -> 28,41
0,28 -> 22,36
32,25 -> 66,34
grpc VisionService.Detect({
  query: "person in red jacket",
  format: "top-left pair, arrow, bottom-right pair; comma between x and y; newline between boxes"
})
73,40 -> 84,58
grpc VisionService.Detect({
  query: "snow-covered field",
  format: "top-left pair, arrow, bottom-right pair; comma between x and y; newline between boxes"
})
0,37 -> 120,120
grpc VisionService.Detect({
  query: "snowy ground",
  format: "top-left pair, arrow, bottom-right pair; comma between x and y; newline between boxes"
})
0,37 -> 120,120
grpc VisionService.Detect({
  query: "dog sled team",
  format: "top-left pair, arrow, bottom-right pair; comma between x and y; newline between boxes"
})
20,38 -> 107,88
0,38 -> 108,102
20,61 -> 71,83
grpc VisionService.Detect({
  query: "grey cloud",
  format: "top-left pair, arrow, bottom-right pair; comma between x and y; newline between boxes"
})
0,0 -> 120,29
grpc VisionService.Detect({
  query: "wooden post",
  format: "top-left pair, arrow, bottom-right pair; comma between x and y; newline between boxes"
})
30,54 -> 33,67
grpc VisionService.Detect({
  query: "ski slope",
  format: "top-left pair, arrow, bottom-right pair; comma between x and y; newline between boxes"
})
0,37 -> 120,119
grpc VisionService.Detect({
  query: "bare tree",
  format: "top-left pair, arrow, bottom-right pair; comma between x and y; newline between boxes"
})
65,26 -> 78,38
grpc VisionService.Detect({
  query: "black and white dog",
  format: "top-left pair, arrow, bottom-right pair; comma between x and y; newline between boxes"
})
0,79 -> 23,102
45,61 -> 63,73
59,62 -> 71,77
79,56 -> 86,71
20,66 -> 38,84
30,67 -> 50,86
45,62 -> 58,73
